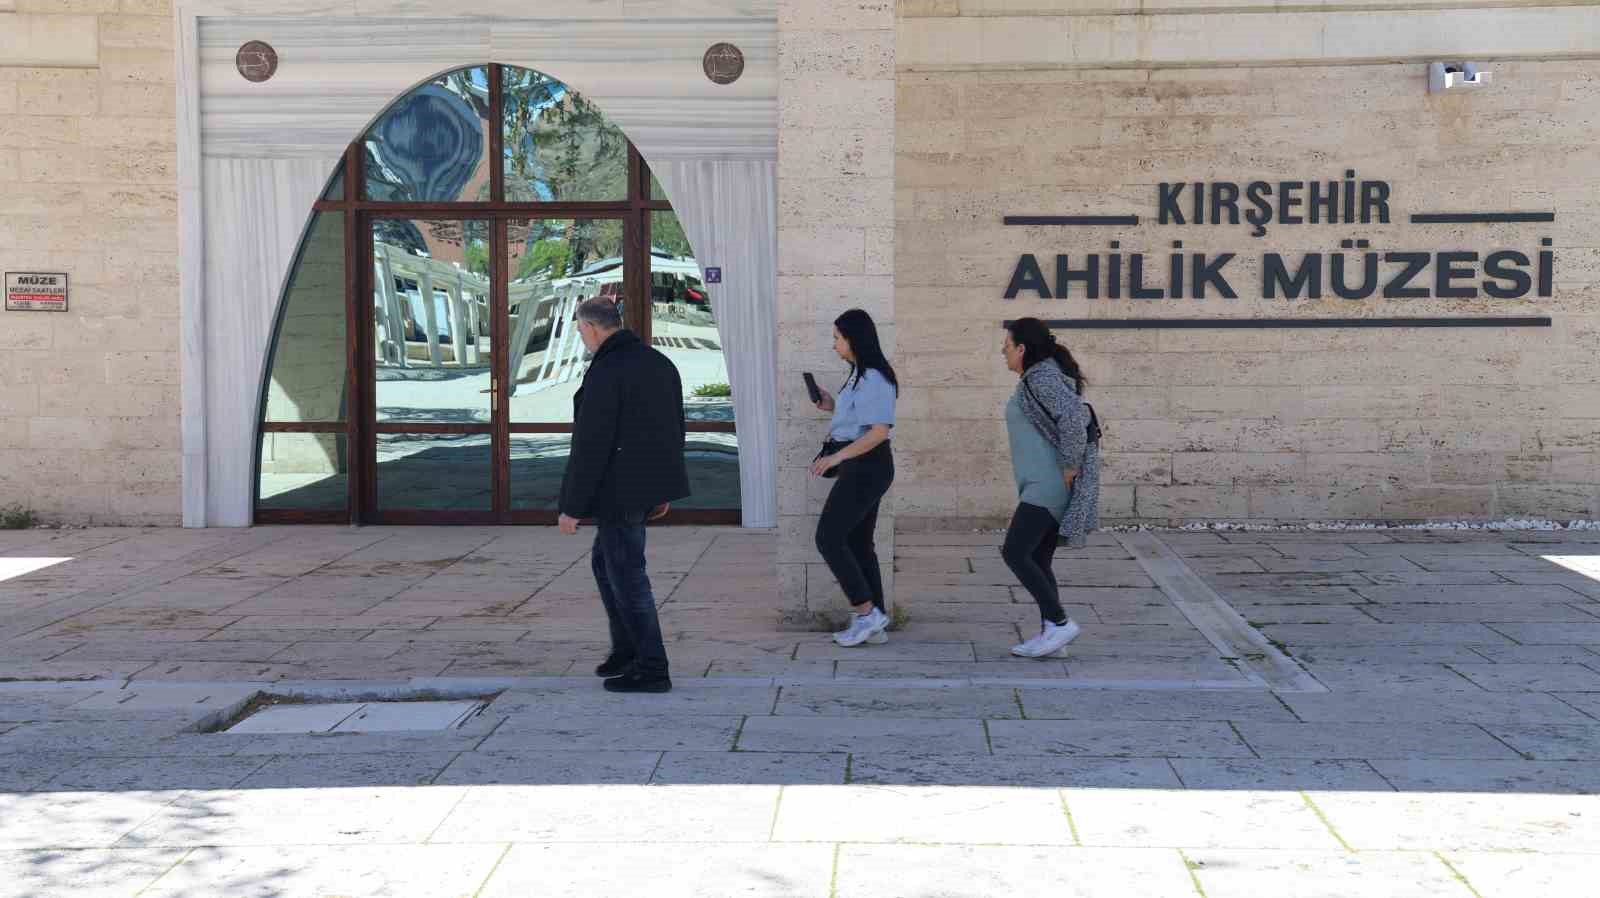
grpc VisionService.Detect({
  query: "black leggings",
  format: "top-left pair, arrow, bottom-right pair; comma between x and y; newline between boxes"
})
1002,502 -> 1068,626
815,442 -> 894,611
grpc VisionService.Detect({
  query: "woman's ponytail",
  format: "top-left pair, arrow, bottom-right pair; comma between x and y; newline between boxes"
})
1006,318 -> 1087,394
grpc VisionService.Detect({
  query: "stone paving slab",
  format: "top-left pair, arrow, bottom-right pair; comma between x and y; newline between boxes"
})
142,844 -> 508,898
1452,662 -> 1600,692
1170,759 -> 1393,791
1065,789 -> 1343,849
0,790 -> 184,850
1444,851 -> 1600,898
1481,622 -> 1600,644
1310,792 -> 1600,852
836,845 -> 1197,898
485,713 -> 742,752
988,720 -> 1254,758
652,751 -> 847,785
1290,662 -> 1480,692
481,844 -> 836,898
1371,759 -> 1600,794
738,716 -> 988,754
775,784 -> 1073,845
123,786 -> 470,848
1281,692 -> 1594,725
236,751 -> 460,788
432,784 -> 779,843
433,749 -> 661,786
774,684 -> 1020,718
1015,688 -> 1295,722
1232,722 -> 1521,760
0,848 -> 190,898
40,756 -> 269,792
1484,724 -> 1600,760
1186,849 -> 1474,898
849,754 -> 1182,789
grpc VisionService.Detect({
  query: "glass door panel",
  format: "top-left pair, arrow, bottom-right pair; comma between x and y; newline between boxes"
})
371,219 -> 493,424
375,433 -> 493,510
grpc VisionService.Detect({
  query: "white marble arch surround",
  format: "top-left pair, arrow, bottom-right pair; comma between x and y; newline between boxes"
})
177,3 -> 779,528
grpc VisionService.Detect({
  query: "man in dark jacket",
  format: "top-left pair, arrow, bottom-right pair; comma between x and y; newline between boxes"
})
558,297 -> 690,693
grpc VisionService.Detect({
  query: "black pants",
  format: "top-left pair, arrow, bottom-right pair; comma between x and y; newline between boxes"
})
815,442 -> 894,610
1002,502 -> 1068,626
592,509 -> 669,677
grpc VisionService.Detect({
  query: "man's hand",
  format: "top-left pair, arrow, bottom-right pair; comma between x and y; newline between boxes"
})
1062,467 -> 1080,489
558,513 -> 580,535
648,503 -> 670,522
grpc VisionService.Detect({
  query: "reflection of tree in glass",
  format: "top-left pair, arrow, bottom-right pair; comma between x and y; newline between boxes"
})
651,210 -> 693,258
502,69 -> 626,202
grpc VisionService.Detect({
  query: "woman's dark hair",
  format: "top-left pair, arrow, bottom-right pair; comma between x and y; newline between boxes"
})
834,308 -> 898,394
1005,317 -> 1086,394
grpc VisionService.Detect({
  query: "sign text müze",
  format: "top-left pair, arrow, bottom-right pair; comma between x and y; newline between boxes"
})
1004,171 -> 1555,302
5,272 -> 69,312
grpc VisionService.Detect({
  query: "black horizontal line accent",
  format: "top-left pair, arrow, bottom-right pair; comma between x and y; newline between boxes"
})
1003,215 -> 1140,226
1007,317 -> 1552,330
1410,212 -> 1555,223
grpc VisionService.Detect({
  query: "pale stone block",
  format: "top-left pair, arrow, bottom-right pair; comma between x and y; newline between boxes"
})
97,81 -> 172,116
0,14 -> 98,67
779,226 -> 865,275
780,27 -> 892,80
838,845 -> 1194,898
97,13 -> 172,49
1187,850 -> 1473,898
1135,485 -> 1249,519
781,0 -> 893,31
1172,452 -> 1302,486
779,175 -> 894,228
775,784 -> 1070,844
1067,788 -> 1343,849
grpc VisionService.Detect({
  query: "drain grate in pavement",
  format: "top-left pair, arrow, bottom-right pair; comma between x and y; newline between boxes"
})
218,698 -> 489,734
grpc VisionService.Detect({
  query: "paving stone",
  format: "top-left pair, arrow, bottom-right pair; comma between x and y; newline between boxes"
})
1363,603 -> 1600,624
1282,692 -> 1592,725
1551,692 -> 1600,720
989,720 -> 1253,758
1186,849 -> 1471,898
434,749 -> 658,785
1224,587 -> 1369,605
0,849 -> 190,898
1309,791 -> 1600,852
1232,722 -> 1521,760
1065,657 -> 1255,685
144,844 -> 508,898
1239,605 -> 1377,625
481,843 -> 834,898
1016,689 -> 1295,722
224,702 -> 365,734
1372,759 -> 1600,794
1485,725 -> 1600,761
124,786 -> 469,848
849,754 -> 1181,789
1483,622 -> 1600,645
837,846 -> 1196,898
1467,645 -> 1600,664
652,751 -> 846,785
738,716 -> 988,754
66,685 -> 259,714
835,660 -> 1069,680
328,701 -> 484,733
1171,759 -> 1392,791
1404,555 -> 1569,572
1263,623 -> 1512,646
1256,557 -> 1425,574
1353,586 -> 1588,605
42,756 -> 267,792
1360,571 -> 1512,586
0,721 -> 196,756
0,791 -> 184,850
490,683 -> 779,717
0,752 -> 90,792
485,713 -> 741,752
432,784 -> 778,843
1452,663 -> 1600,692
774,783 -> 1072,845
1067,789 -> 1344,849
796,641 -> 976,661
1290,645 -> 1488,665
197,729 -> 493,757
236,752 -> 459,788
1296,662 -> 1481,692
774,685 -> 1020,718
1443,851 -> 1600,898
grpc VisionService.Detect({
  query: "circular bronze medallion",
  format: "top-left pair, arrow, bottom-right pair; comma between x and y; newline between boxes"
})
236,41 -> 278,83
703,42 -> 744,85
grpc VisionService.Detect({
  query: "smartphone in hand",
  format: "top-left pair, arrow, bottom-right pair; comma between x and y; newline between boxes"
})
803,372 -> 823,404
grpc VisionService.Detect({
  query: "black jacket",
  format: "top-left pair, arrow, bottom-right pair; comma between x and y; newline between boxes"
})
559,329 -> 691,519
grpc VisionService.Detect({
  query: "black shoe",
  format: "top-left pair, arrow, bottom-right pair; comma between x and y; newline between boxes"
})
603,672 -> 672,693
595,655 -> 634,678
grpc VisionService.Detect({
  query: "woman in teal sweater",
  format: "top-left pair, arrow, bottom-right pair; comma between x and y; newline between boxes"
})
1000,317 -> 1101,658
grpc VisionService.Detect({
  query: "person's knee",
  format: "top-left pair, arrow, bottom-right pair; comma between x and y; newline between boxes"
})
1001,535 -> 1030,567
815,524 -> 842,557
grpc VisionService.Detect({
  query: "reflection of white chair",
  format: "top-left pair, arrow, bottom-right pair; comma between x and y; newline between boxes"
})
373,242 -> 489,368
506,277 -> 598,396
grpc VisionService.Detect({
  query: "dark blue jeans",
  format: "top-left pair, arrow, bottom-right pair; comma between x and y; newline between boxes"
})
591,510 -> 669,677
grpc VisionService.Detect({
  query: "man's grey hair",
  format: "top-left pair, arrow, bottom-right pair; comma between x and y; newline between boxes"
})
576,297 -> 623,330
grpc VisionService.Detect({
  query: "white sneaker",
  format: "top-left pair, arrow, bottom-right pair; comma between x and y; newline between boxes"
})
834,608 -> 889,647
1012,619 -> 1081,658
867,628 -> 889,645
1032,619 -> 1082,657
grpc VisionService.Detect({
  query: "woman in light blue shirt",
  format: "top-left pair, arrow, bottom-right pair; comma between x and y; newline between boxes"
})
808,309 -> 898,647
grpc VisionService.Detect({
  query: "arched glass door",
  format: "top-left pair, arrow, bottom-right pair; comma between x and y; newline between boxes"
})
254,64 -> 739,525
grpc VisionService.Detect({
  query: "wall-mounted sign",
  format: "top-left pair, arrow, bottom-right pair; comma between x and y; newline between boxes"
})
5,272 -> 68,312
704,266 -> 722,283
236,41 -> 278,83
703,43 -> 744,85
1004,169 -> 1555,304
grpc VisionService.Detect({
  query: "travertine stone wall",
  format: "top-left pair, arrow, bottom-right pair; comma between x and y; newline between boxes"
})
894,4 -> 1600,529
777,0 -> 896,623
0,1 -> 179,524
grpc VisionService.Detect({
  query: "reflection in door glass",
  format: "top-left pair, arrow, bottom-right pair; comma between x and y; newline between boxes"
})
649,209 -> 739,510
376,433 -> 493,510
372,219 -> 492,424
258,432 -> 348,510
504,218 -> 623,424
502,68 -> 628,202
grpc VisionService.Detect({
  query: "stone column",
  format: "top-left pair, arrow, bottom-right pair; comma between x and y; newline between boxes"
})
776,0 -> 895,629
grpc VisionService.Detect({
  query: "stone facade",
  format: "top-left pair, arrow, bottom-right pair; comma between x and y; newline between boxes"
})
0,1 -> 180,524
776,0 -> 897,623
893,3 -> 1600,532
